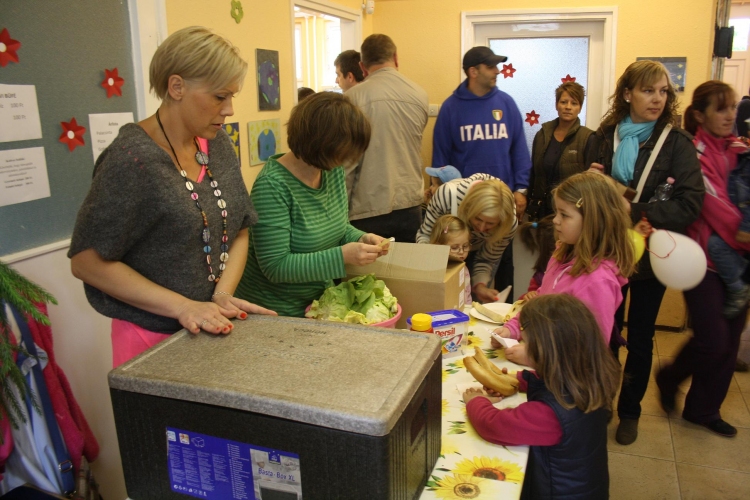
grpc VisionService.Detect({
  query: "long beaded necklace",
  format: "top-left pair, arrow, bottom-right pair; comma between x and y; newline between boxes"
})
156,110 -> 229,283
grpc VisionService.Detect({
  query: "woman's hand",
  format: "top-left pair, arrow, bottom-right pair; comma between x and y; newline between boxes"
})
212,294 -> 278,320
359,233 -> 390,255
176,299 -> 236,335
634,218 -> 653,238
514,191 -> 527,219
342,242 -> 382,266
505,344 -> 531,366
588,162 -> 605,173
473,283 -> 499,303
462,387 -> 502,405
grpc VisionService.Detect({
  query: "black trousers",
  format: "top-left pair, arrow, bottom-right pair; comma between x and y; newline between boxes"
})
615,278 -> 667,420
350,205 -> 422,243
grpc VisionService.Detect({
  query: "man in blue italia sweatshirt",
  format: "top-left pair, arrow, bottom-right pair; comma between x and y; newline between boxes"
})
432,46 -> 531,302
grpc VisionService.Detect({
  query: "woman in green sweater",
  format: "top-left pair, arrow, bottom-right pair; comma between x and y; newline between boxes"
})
235,92 -> 389,316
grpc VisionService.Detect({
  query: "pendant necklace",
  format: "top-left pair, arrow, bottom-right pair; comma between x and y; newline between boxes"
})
156,110 -> 229,283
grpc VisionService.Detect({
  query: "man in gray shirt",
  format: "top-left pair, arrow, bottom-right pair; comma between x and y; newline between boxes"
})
345,34 -> 428,242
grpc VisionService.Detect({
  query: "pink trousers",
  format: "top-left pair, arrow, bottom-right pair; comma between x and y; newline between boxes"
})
111,319 -> 171,368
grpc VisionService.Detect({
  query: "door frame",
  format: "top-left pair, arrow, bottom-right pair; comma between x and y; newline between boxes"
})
127,0 -> 168,121
461,7 -> 618,121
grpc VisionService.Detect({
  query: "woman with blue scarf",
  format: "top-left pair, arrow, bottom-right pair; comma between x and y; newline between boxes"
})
585,60 -> 704,446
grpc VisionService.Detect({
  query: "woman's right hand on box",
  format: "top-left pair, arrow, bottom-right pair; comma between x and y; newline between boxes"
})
342,242 -> 382,266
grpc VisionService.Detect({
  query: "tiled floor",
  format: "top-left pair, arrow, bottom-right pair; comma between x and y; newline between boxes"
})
609,330 -> 750,500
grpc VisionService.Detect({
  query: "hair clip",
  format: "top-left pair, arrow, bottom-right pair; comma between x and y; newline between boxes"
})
443,226 -> 449,234
531,222 -> 538,228
575,198 -> 584,208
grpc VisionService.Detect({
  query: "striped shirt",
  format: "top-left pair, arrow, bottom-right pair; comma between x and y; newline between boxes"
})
416,173 -> 517,287
235,156 -> 365,317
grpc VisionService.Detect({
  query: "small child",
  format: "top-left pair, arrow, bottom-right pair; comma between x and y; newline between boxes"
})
463,294 -> 620,499
517,214 -> 556,299
430,214 -> 472,305
707,152 -> 750,318
423,165 -> 462,213
494,172 -> 636,366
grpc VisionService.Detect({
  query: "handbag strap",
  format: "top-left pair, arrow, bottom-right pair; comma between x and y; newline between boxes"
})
7,302 -> 76,495
632,123 -> 672,203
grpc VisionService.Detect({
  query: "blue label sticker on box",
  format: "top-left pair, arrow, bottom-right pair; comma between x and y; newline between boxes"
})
167,427 -> 302,499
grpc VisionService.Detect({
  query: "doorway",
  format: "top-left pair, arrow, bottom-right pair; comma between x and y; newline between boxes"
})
461,8 -> 616,301
290,0 -> 361,98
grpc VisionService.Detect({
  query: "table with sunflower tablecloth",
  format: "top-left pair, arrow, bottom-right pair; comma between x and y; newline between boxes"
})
419,312 -> 529,500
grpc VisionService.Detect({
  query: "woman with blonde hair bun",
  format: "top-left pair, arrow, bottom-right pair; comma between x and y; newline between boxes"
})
417,174 -> 517,303
584,59 -> 704,446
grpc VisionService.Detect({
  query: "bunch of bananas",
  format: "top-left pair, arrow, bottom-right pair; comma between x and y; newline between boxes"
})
463,347 -> 519,396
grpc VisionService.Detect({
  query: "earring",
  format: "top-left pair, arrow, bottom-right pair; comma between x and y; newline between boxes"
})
625,99 -> 630,103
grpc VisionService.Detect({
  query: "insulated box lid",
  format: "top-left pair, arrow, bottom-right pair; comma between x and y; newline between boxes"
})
108,315 -> 441,436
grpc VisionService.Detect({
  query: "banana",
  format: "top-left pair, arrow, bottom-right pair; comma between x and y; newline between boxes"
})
464,353 -> 519,396
472,301 -> 505,323
473,347 -> 512,378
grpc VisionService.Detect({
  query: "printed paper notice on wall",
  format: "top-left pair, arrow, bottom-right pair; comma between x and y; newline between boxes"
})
0,84 -> 43,143
88,112 -> 134,162
0,147 -> 51,207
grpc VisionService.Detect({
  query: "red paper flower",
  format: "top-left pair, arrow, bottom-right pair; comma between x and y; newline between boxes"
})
500,63 -> 517,79
101,68 -> 125,98
59,118 -> 86,151
561,74 -> 576,83
0,28 -> 21,67
525,110 -> 540,127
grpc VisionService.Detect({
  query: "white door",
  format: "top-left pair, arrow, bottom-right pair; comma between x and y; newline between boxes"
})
462,8 -> 616,300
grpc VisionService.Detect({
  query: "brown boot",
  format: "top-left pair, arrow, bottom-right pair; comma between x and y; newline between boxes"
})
736,358 -> 749,372
615,418 -> 639,445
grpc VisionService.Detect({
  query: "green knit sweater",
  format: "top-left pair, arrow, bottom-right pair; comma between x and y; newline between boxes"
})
235,155 -> 365,317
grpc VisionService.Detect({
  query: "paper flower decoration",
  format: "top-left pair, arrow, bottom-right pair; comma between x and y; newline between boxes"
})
231,0 -> 244,23
101,68 -> 125,98
561,74 -> 576,83
59,118 -> 86,151
0,28 -> 21,68
525,110 -> 540,127
500,63 -> 516,79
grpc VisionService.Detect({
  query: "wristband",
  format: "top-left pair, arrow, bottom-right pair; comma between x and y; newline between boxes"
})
211,291 -> 232,301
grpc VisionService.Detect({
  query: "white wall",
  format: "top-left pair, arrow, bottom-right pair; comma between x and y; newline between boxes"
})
8,246 -> 127,500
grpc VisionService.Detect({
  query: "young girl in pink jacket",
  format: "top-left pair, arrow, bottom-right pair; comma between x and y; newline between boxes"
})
494,172 -> 636,366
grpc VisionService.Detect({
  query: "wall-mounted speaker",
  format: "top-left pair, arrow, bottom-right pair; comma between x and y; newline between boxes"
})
714,26 -> 734,59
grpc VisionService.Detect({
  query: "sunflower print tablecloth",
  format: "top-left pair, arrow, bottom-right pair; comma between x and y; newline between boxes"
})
420,316 -> 530,500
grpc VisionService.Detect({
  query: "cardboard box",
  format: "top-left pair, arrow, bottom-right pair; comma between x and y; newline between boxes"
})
346,243 -> 467,329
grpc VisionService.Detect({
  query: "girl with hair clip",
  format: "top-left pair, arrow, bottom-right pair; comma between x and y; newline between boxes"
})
417,175 -> 517,303
517,214 -> 556,299
463,294 -> 621,499
493,172 -> 636,367
430,214 -> 472,304
584,60 -> 704,445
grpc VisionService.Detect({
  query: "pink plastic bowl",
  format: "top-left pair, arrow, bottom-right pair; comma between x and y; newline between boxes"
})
304,304 -> 402,328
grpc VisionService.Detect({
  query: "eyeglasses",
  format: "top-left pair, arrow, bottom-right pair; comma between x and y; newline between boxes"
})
449,244 -> 471,253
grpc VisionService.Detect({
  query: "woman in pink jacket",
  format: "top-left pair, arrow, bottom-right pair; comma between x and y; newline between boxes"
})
657,81 -> 750,438
494,172 -> 635,366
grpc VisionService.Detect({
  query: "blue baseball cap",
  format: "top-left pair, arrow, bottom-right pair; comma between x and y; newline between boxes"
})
425,165 -> 462,183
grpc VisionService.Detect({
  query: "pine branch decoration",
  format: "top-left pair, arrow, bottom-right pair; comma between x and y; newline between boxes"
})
0,260 -> 57,444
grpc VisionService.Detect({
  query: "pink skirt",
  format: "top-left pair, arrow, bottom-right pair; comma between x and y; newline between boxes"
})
111,319 -> 171,368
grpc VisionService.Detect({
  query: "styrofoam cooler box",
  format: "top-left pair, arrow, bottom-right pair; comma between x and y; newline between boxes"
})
109,315 -> 442,500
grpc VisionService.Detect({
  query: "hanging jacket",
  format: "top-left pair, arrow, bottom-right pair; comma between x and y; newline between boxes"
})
585,122 -> 704,280
25,303 -> 99,471
521,371 -> 609,500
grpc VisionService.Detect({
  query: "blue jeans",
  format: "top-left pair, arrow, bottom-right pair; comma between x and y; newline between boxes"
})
729,157 -> 750,233
707,233 -> 748,292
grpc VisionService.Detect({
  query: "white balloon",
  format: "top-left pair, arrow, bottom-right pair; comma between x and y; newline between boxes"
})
648,229 -> 706,291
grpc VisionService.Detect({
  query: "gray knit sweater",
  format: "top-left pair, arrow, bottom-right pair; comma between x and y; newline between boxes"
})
69,124 -> 256,332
